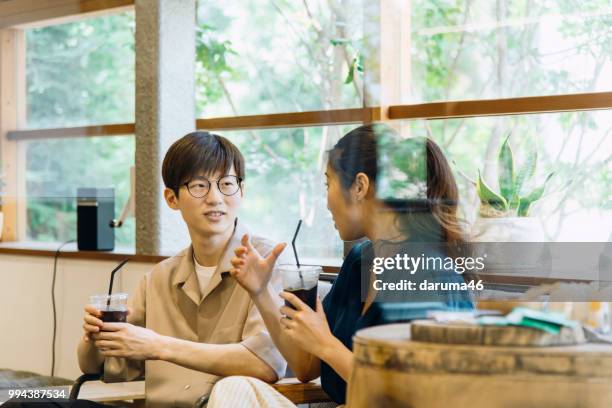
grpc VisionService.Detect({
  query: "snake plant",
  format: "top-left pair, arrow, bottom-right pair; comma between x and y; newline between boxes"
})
477,136 -> 554,217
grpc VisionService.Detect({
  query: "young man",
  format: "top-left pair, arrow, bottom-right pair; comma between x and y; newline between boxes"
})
77,131 -> 288,408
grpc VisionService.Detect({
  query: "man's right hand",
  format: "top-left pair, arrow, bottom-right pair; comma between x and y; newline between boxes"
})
230,234 -> 286,297
82,305 -> 103,343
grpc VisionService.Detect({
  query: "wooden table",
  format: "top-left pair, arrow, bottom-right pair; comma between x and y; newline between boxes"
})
272,377 -> 331,404
78,380 -> 144,403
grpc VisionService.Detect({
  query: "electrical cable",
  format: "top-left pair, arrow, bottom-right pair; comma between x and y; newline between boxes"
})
51,239 -> 76,377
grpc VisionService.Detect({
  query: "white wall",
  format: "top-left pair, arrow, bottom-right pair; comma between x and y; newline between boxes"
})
0,254 -> 152,380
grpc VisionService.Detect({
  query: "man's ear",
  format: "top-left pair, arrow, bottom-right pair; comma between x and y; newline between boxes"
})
164,188 -> 180,210
352,172 -> 371,202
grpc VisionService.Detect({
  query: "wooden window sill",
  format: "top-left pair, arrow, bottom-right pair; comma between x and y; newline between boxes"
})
0,241 -> 342,273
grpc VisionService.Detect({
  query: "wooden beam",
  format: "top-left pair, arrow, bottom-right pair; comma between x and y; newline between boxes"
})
0,29 -> 26,241
0,242 -> 165,263
5,91 -> 611,141
0,0 -> 134,29
7,123 -> 135,141
0,242 -> 342,273
388,92 -> 612,121
196,108 -> 375,131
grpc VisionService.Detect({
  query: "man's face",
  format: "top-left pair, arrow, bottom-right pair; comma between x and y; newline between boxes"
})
164,165 -> 243,238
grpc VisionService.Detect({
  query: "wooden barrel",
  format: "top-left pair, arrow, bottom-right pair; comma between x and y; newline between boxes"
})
348,323 -> 612,408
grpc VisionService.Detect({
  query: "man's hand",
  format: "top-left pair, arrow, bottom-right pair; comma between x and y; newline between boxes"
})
92,323 -> 166,360
82,305 -> 103,343
230,234 -> 286,297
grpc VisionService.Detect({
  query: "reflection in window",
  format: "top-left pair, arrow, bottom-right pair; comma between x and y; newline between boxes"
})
26,12 -> 135,128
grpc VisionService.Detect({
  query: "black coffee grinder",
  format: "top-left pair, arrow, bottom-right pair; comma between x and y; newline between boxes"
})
77,188 -> 115,251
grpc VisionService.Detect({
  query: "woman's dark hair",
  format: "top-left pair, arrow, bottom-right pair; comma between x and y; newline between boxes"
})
162,131 -> 245,197
327,124 -> 465,246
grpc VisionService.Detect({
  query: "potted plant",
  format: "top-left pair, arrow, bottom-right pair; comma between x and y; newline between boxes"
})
471,135 -> 554,242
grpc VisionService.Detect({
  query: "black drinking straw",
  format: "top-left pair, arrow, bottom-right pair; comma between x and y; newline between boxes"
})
291,220 -> 302,268
107,258 -> 131,308
291,220 -> 304,286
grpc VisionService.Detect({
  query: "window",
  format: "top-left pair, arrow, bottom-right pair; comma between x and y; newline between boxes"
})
25,136 -> 134,245
410,0 -> 612,103
402,110 -> 611,242
23,12 -> 135,246
2,0 -> 610,269
195,0 -> 363,117
223,126 -> 355,263
26,12 -> 135,128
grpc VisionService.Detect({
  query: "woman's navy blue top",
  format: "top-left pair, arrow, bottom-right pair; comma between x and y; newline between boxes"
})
320,240 -> 473,404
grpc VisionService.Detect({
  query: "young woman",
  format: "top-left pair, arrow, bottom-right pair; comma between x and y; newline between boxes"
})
208,124 -> 473,407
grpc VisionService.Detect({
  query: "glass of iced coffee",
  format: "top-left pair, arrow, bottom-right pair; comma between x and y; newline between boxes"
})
89,293 -> 128,323
279,265 -> 321,310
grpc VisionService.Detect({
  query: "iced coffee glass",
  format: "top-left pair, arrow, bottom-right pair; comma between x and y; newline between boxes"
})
89,293 -> 128,323
278,265 -> 321,310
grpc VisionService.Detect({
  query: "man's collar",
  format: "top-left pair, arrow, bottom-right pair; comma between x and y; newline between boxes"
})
172,219 -> 248,287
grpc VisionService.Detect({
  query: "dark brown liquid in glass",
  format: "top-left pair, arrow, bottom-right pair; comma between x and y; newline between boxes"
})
285,286 -> 317,310
100,310 -> 127,323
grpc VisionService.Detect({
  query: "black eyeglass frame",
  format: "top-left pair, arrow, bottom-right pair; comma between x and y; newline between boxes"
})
181,175 -> 243,198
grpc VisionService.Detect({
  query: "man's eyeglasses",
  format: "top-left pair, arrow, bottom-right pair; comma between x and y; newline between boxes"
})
182,175 -> 242,198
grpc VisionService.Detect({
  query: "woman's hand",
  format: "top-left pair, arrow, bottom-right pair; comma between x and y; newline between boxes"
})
91,323 -> 166,360
279,293 -> 338,359
230,234 -> 286,297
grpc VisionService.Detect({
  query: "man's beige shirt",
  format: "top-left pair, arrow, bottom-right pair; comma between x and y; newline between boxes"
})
103,221 -> 287,407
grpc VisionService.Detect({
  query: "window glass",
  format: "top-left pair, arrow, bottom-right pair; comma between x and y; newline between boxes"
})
195,0 -> 363,117
399,110 -> 611,241
26,136 -> 135,247
218,125 -> 358,263
410,0 -> 612,103
26,12 -> 135,128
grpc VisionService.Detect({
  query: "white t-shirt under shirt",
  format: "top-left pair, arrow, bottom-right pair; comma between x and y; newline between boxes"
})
193,254 -> 217,297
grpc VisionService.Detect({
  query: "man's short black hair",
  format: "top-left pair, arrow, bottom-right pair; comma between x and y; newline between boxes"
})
162,131 -> 245,197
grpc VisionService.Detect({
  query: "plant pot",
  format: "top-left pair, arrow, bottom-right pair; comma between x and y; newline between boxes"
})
470,216 -> 548,277
471,216 -> 545,242
0,211 -> 3,241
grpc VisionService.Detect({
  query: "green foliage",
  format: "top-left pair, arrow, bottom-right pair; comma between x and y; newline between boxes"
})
517,173 -> 554,217
26,13 -> 135,245
497,135 -> 515,205
27,12 -> 135,128
376,133 -> 428,201
26,137 -> 134,244
331,38 -> 363,85
477,170 -> 508,212
195,23 -> 239,109
476,137 -> 555,217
